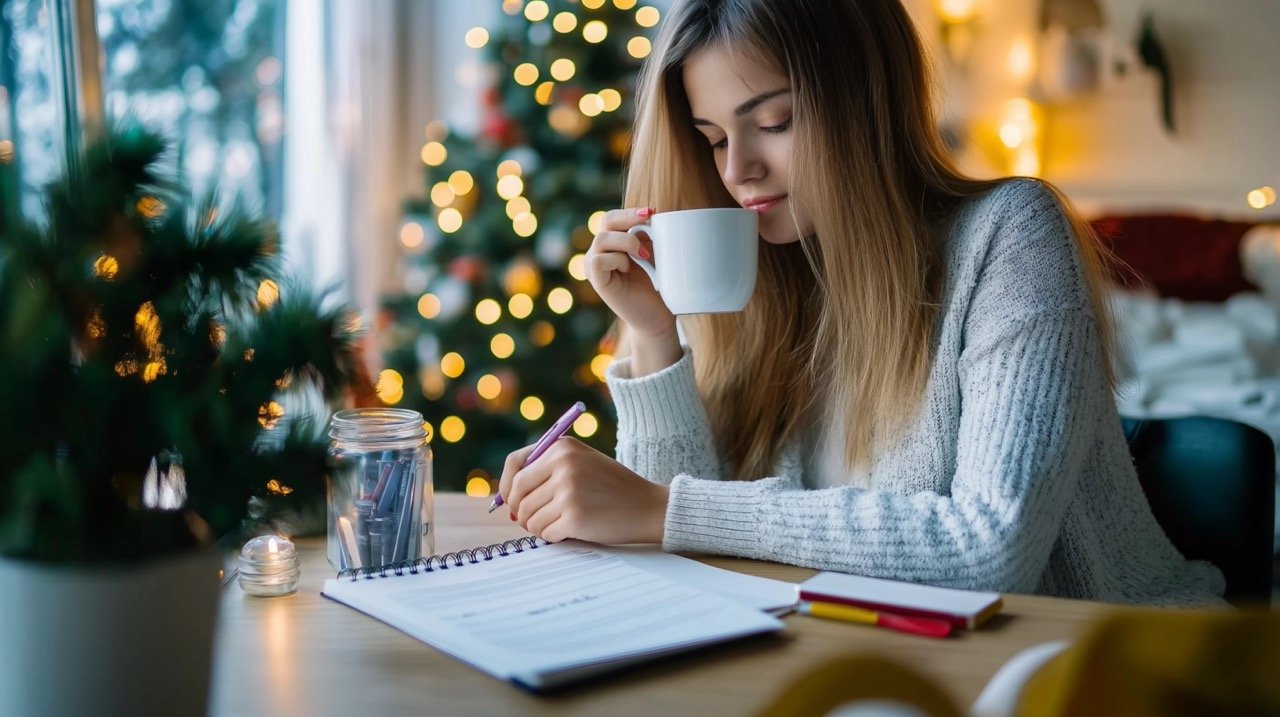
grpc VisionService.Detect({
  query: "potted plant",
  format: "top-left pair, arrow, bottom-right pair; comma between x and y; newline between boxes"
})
0,123 -> 359,715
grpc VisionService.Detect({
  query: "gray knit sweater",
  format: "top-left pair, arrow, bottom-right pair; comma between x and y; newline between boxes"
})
605,179 -> 1226,607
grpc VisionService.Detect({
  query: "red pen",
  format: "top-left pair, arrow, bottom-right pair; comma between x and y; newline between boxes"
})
797,600 -> 952,638
488,401 -> 587,513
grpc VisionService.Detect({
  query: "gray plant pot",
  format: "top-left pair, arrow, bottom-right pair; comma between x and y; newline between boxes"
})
0,548 -> 222,716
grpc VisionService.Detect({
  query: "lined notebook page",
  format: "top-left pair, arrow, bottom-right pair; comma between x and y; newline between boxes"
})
322,543 -> 783,689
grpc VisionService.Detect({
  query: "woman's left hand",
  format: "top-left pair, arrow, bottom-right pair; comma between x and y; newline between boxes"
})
498,438 -> 669,544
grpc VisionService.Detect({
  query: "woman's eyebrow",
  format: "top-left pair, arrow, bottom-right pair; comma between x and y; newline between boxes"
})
691,88 -> 790,126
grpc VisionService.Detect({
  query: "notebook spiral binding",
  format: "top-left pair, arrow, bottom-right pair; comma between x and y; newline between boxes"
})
337,536 -> 545,581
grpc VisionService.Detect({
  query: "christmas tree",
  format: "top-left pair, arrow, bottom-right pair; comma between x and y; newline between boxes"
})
380,0 -> 661,493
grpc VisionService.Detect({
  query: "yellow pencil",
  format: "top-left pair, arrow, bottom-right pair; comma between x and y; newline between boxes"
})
798,601 -> 952,638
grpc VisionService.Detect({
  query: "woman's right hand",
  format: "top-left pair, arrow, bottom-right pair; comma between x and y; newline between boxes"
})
586,207 -> 677,341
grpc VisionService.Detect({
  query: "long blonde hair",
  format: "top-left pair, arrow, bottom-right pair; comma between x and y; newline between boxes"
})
623,0 -> 1114,480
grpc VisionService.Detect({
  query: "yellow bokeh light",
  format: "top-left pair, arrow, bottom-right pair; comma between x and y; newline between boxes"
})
999,123 -> 1025,149
440,416 -> 466,443
627,36 -> 652,59
547,287 -> 574,314
142,360 -> 166,384
502,0 -> 522,14
506,196 -> 532,219
504,264 -> 542,296
422,420 -> 435,442
93,254 -> 119,280
491,333 -> 516,358
530,321 -> 556,346
258,400 -> 285,429
496,175 -> 525,200
614,0 -> 637,8
441,351 -> 466,378
509,293 -> 535,319
588,210 -> 606,234
465,476 -> 491,497
1263,187 -> 1278,204
568,253 -> 587,281
477,373 -> 502,400
550,58 -> 576,81
417,293 -> 441,319
599,88 -> 622,112
497,159 -> 524,177
1007,37 -> 1035,81
548,104 -> 589,137
464,27 -> 489,49
257,279 -> 280,310
513,212 -> 539,237
448,170 -> 475,195
582,0 -> 605,8
520,396 -> 545,421
590,353 -> 613,381
400,222 -> 425,248
1248,190 -> 1269,210
475,298 -> 502,325
579,93 -> 604,117
534,81 -> 555,105
635,6 -> 660,27
513,62 -> 540,86
583,20 -> 608,43
135,196 -> 165,220
430,181 -> 456,207
552,11 -> 578,33
421,371 -> 445,400
524,0 -> 549,21
376,369 -> 404,404
421,141 -> 447,166
573,412 -> 599,438
438,207 -> 464,233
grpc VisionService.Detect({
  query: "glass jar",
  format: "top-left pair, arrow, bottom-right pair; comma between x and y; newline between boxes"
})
327,408 -> 433,572
238,535 -> 301,597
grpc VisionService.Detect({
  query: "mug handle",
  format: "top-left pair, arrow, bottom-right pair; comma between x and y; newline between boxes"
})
626,224 -> 659,284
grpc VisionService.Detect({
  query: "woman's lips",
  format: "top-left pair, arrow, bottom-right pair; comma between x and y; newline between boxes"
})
743,194 -> 786,213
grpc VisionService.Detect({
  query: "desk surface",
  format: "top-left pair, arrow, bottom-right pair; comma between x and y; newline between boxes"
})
211,493 -> 1110,716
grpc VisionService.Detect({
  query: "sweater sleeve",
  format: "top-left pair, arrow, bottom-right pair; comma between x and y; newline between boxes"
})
662,308 -> 1105,592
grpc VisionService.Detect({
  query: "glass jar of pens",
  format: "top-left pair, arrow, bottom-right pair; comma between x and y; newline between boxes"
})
327,408 -> 433,571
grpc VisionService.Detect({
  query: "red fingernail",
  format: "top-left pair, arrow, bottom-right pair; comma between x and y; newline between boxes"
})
510,512 -> 516,522
637,207 -> 654,218
638,246 -> 652,260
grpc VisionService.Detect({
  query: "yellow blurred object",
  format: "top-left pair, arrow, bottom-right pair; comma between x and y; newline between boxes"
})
756,655 -> 961,717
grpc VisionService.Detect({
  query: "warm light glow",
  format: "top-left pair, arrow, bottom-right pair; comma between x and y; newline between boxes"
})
438,207 -> 464,233
142,361 -> 166,384
938,0 -> 976,23
477,373 -> 502,399
999,123 -> 1025,148
497,175 -> 525,199
440,416 -> 466,443
464,27 -> 489,48
635,6 -> 660,27
1247,186 -> 1276,210
509,293 -> 535,318
588,210 -> 606,234
547,287 -> 574,314
1007,37 -> 1035,81
548,104 -> 589,137
268,537 -> 279,554
1265,187 -> 1278,204
502,0 -> 522,14
258,400 -> 285,429
998,98 -> 1043,176
553,11 -> 578,32
513,212 -> 539,237
627,36 -> 652,59
257,279 -> 280,310
514,62 -> 540,86
582,0 -> 606,8
599,89 -> 623,112
376,370 -> 404,405
573,412 -> 599,438
425,120 -> 447,141
421,141 -> 447,166
475,298 -> 502,325
135,196 -> 165,219
590,353 -> 613,381
448,170 -> 475,195
614,0 -> 637,8
506,196 -> 532,219
422,421 -> 435,442
530,321 -> 556,346
568,253 -> 587,280
497,159 -> 524,177
583,20 -> 608,43
505,264 -> 541,295
417,293 -> 441,319
93,254 -> 119,280
524,0 -> 549,21
550,58 -> 576,81
431,181 -> 456,207
422,371 -> 445,400
441,352 -> 466,378
400,222 -> 425,248
520,396 -> 545,421
491,333 -> 516,358
534,81 -> 555,105
465,477 -> 491,497
579,93 -> 605,117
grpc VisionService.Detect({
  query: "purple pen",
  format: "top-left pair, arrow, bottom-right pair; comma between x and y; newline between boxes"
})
489,401 -> 586,513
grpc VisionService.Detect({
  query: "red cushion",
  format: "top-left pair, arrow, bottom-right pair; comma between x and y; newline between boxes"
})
1090,215 -> 1261,302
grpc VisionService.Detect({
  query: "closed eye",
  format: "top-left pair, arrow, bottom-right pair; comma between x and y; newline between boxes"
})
761,117 -> 792,134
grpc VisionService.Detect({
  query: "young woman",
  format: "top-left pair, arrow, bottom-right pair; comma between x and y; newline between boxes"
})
497,0 -> 1225,606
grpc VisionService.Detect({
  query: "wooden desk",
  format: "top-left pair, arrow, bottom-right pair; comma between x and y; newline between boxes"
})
211,493 -> 1110,716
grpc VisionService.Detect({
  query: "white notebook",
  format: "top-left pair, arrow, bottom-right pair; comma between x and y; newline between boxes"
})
322,539 -> 789,690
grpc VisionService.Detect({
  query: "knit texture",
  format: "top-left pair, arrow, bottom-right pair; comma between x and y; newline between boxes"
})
606,180 -> 1226,607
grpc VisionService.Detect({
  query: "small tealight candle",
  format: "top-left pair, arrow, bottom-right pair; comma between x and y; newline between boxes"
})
238,535 -> 301,597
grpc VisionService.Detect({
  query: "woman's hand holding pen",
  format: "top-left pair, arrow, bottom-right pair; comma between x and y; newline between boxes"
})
498,437 -> 669,545
587,207 -> 683,376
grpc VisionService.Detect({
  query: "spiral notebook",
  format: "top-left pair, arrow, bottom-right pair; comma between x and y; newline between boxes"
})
321,538 -> 790,691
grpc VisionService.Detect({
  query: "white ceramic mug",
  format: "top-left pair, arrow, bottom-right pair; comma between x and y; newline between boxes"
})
627,207 -> 759,315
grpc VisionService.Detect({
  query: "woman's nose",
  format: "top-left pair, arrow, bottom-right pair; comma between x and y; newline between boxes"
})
722,141 -> 765,186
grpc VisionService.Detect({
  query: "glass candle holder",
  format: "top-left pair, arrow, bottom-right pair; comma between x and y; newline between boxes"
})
238,535 -> 301,597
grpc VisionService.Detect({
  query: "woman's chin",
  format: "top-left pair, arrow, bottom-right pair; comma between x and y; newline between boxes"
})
759,230 -> 803,245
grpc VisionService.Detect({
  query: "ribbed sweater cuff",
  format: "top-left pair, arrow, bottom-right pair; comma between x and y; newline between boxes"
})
662,475 -> 782,556
606,349 -> 707,439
